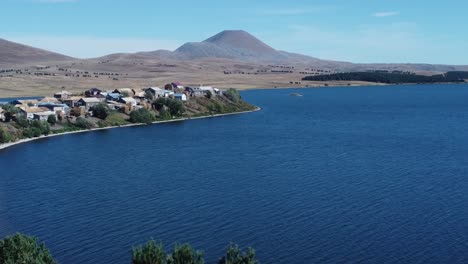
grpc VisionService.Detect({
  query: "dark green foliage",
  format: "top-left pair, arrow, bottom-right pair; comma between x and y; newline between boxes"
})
1,104 -> 18,114
130,108 -> 156,124
145,91 -> 155,101
0,233 -> 56,264
224,89 -> 241,103
153,98 -> 167,111
90,103 -> 110,120
47,115 -> 57,125
132,240 -> 165,264
218,244 -> 258,264
15,116 -> 29,128
152,98 -> 185,117
75,117 -> 93,129
208,101 -> 225,113
2,104 -> 18,122
167,100 -> 185,116
302,71 -> 467,84
205,90 -> 213,99
168,244 -> 204,264
131,241 -> 204,264
21,120 -> 50,138
159,108 -> 171,120
0,127 -> 12,143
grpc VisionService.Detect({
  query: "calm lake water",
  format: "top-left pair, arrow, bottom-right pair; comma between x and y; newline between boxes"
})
1,85 -> 468,263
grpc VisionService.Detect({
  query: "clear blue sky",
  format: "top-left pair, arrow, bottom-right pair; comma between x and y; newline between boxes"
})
2,0 -> 467,64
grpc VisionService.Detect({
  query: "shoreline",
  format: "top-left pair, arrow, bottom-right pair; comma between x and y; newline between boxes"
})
0,107 -> 261,151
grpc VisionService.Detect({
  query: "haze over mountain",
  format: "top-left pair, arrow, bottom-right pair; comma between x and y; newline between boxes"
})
1,30 -> 468,73
0,38 -> 73,65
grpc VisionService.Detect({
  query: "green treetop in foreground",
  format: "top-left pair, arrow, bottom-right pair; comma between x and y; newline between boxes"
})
0,233 -> 56,264
0,233 -> 259,264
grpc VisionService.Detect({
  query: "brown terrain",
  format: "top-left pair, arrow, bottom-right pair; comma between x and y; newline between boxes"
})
1,30 -> 467,97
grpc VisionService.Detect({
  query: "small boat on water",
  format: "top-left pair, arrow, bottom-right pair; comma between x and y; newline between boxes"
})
289,93 -> 303,97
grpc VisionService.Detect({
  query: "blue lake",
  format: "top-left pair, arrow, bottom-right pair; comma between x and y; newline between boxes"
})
1,84 -> 468,263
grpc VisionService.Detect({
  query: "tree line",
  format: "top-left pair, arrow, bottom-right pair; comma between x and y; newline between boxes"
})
302,71 -> 468,84
0,233 -> 259,264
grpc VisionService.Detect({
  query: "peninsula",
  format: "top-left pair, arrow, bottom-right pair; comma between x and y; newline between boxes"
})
0,85 -> 258,149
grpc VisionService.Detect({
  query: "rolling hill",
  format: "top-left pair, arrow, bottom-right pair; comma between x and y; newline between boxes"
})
0,38 -> 74,65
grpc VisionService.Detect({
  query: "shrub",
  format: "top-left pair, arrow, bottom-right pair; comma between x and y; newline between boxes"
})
75,117 -> 93,129
168,244 -> 204,264
90,103 -> 110,120
31,120 -> 50,135
166,99 -> 185,116
132,240 -> 165,264
0,127 -> 12,143
15,116 -> 29,128
218,244 -> 258,264
129,108 -> 156,124
105,113 -> 129,126
47,115 -> 57,125
153,98 -> 185,117
224,89 -> 241,103
0,233 -> 56,264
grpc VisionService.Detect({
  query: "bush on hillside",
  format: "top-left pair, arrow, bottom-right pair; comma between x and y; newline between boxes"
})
90,103 -> 110,120
129,108 -> 156,124
224,89 -> 241,103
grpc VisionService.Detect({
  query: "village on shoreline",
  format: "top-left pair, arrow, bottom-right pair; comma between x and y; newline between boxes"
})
0,83 -> 257,147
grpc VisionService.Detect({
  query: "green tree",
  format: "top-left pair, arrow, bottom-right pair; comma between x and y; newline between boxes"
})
90,103 -> 110,120
2,104 -> 19,121
15,116 -> 29,128
152,98 -> 184,117
1,104 -> 18,114
205,90 -> 213,99
129,108 -> 156,124
145,91 -> 155,101
132,240 -> 165,264
0,127 -> 12,143
47,115 -> 57,125
0,233 -> 56,264
218,244 -> 258,264
75,117 -> 93,129
152,98 -> 168,111
224,89 -> 241,103
31,120 -> 50,135
166,99 -> 185,117
167,244 -> 204,264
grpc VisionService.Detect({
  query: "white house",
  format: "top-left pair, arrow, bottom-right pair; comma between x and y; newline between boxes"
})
17,106 -> 52,120
78,97 -> 101,110
119,97 -> 137,107
199,86 -> 215,93
33,111 -> 57,121
174,93 -> 187,101
163,90 -> 175,98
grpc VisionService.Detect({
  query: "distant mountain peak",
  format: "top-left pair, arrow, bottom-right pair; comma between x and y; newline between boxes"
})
203,30 -> 277,55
